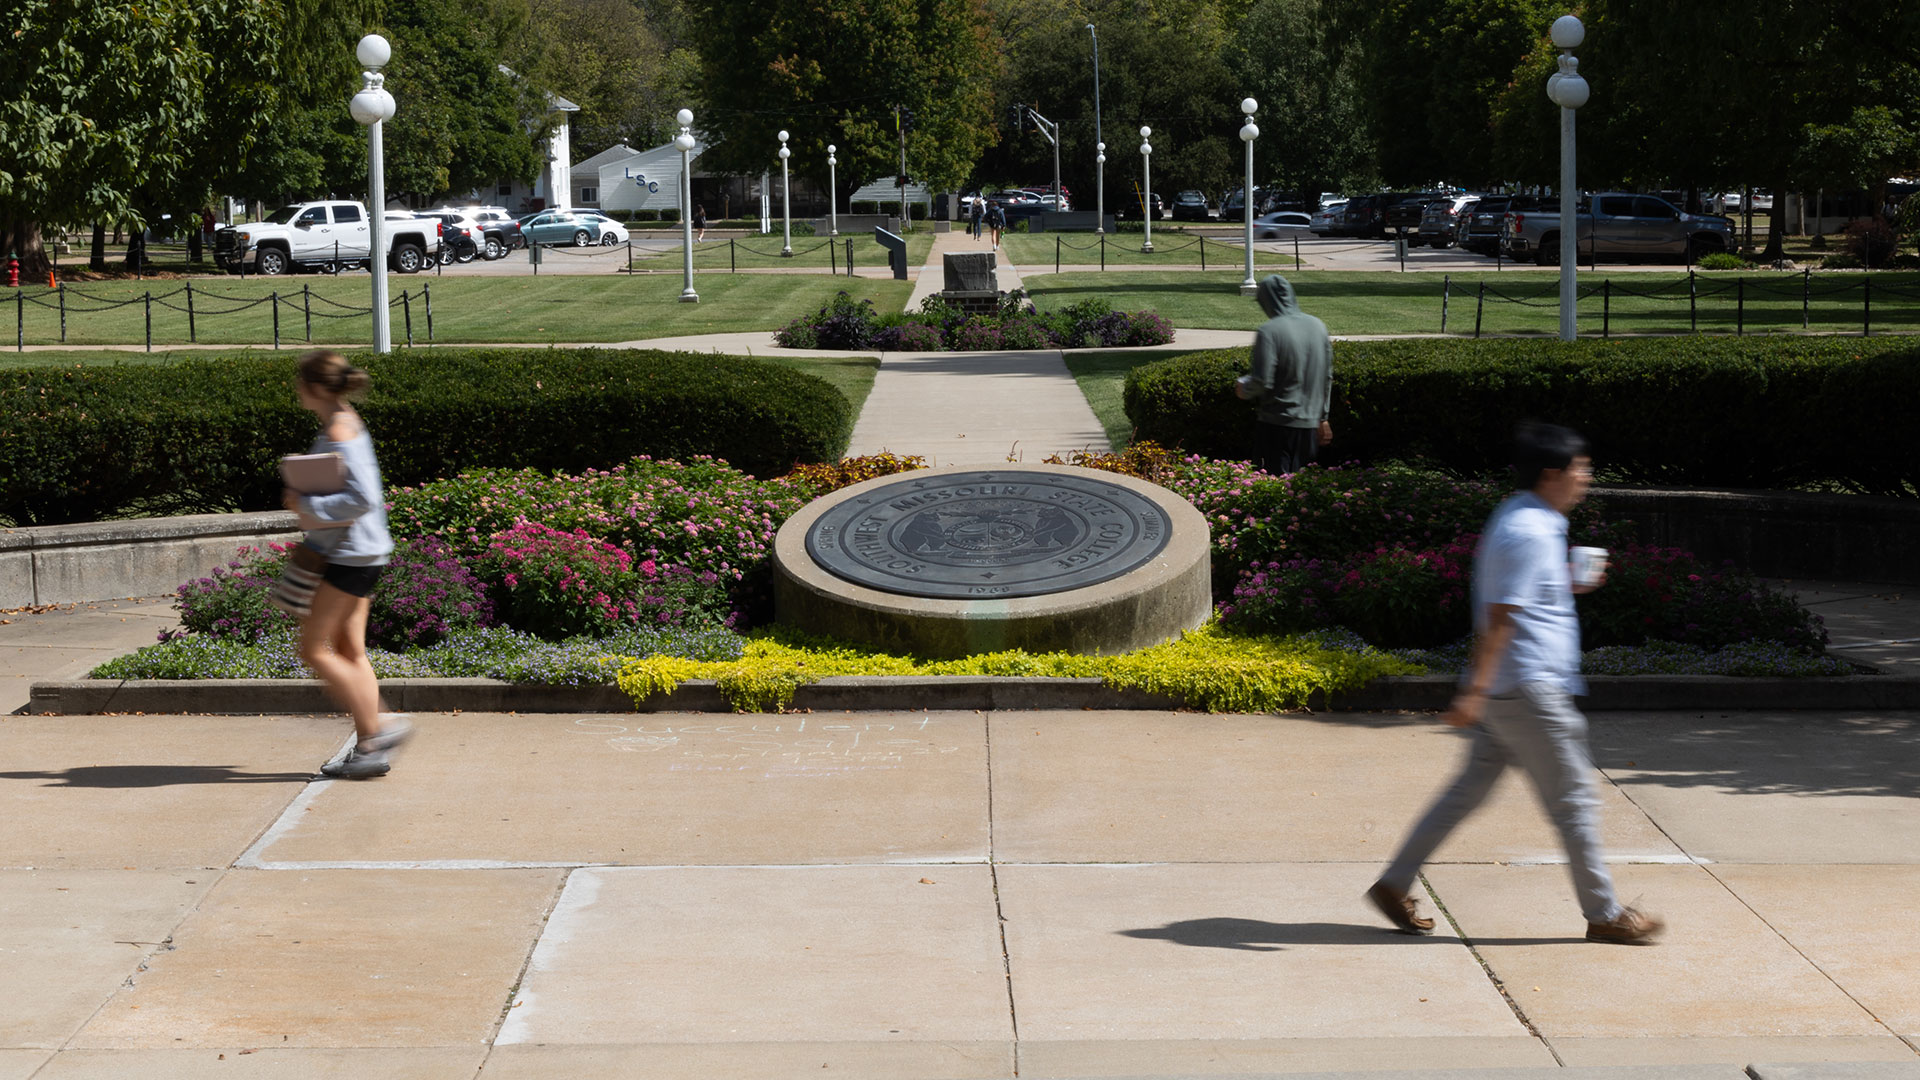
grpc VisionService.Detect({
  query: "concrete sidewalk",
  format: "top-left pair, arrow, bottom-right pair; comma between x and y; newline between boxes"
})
2,703 -> 1917,1079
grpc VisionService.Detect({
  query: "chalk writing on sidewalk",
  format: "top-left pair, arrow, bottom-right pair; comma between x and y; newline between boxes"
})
563,716 -> 962,779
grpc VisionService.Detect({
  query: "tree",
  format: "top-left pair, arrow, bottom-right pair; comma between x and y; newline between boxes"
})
0,0 -> 277,274
1334,0 -> 1560,188
988,1 -> 1236,206
1228,0 -> 1374,199
685,0 -> 999,200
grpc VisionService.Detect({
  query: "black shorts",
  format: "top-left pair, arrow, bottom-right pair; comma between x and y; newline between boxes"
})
321,562 -> 385,598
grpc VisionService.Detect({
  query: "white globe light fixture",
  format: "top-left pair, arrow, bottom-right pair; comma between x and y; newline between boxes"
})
1095,142 -> 1107,236
1239,97 -> 1259,295
1545,14 -> 1588,341
674,109 -> 698,303
349,33 -> 396,353
1139,125 -> 1154,253
827,144 -> 839,237
777,129 -> 793,257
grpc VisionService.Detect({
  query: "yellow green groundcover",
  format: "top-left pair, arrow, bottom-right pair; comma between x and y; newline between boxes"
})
616,622 -> 1421,714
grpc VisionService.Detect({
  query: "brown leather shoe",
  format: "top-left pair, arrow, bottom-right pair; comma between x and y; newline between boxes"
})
1586,905 -> 1665,945
1366,881 -> 1435,935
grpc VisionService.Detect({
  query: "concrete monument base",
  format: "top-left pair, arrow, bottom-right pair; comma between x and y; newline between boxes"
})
773,464 -> 1211,658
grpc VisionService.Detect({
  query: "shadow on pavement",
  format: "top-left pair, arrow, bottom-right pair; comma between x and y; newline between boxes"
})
1595,713 -> 1920,799
0,765 -> 318,788
1118,917 -> 1584,950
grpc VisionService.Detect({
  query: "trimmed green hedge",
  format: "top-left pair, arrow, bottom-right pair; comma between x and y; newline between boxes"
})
1123,337 -> 1918,495
0,348 -> 854,526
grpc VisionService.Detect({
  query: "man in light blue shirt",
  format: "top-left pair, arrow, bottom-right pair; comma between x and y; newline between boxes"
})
1366,422 -> 1663,945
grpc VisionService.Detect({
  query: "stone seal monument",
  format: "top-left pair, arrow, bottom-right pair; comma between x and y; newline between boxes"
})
774,464 -> 1211,657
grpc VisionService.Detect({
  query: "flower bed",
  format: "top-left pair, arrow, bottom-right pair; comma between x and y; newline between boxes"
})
93,448 -> 1851,710
775,291 -> 1174,351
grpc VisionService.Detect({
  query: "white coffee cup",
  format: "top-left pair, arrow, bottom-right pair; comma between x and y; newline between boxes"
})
1570,546 -> 1609,588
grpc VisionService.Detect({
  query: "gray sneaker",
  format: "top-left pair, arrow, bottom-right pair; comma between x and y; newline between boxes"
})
319,748 -> 391,780
360,715 -> 415,754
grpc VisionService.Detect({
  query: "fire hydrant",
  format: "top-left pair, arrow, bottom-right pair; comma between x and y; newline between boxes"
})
4,251 -> 18,288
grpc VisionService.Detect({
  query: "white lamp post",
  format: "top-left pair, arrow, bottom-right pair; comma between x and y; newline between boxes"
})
675,108 -> 697,303
1239,97 -> 1259,295
348,34 -> 396,353
777,129 -> 792,257
1139,125 -> 1154,253
1088,23 -> 1104,234
1096,143 -> 1106,235
1545,14 -> 1588,341
827,144 -> 839,237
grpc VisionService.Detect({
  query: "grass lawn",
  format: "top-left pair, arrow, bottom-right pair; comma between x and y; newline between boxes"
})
3,274 -> 912,348
628,230 -> 935,273
1064,348 -> 1220,449
1023,269 -> 1920,336
997,230 -> 1296,270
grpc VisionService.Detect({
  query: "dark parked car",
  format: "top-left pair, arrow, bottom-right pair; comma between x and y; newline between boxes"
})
1116,193 -> 1165,220
1170,190 -> 1211,221
1457,195 -> 1544,255
1385,192 -> 1446,239
1338,194 -> 1397,238
1417,195 -> 1479,249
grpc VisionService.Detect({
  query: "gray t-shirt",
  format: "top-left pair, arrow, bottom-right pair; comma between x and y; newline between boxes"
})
298,427 -> 393,567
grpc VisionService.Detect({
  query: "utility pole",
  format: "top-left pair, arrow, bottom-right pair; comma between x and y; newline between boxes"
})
1015,104 -> 1063,215
895,105 -> 913,229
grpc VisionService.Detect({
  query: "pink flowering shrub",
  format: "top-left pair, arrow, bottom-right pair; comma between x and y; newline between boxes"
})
1577,543 -> 1825,651
1223,536 -> 1477,646
479,522 -> 647,639
477,521 -> 735,639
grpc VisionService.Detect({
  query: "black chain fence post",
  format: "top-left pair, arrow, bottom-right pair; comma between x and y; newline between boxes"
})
1864,278 -> 1872,337
1100,234 -> 1106,271
1199,236 -> 1206,271
58,285 -> 66,343
1294,234 -> 1301,271
1689,270 -> 1697,333
730,238 -> 736,274
845,238 -> 853,277
271,291 -> 279,349
303,284 -> 312,342
1802,268 -> 1810,330
402,290 -> 412,346
1056,236 -> 1061,275
14,290 -> 21,351
424,282 -> 433,342
1602,279 -> 1611,339
1440,275 -> 1451,334
187,281 -> 197,343
144,291 -> 152,352
1475,282 -> 1485,338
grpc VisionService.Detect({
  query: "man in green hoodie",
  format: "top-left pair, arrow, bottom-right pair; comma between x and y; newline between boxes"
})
1237,274 -> 1333,473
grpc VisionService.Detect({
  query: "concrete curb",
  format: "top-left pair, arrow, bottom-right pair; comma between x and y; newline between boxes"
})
25,674 -> 1920,715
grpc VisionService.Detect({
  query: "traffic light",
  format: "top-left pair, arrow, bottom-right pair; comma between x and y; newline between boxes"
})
902,109 -> 916,134
1009,103 -> 1023,132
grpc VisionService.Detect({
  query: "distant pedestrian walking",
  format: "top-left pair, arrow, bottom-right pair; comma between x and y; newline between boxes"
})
1236,275 -> 1332,474
281,350 -> 410,780
986,201 -> 1006,249
969,197 -> 983,239
1365,421 -> 1663,946
693,202 -> 708,242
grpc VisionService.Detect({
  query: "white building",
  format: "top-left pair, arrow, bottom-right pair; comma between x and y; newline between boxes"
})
475,76 -> 578,214
570,139 -> 708,212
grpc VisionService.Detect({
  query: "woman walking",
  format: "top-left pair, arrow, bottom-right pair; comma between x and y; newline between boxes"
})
284,349 -> 408,779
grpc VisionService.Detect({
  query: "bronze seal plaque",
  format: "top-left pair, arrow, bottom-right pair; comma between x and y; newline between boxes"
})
804,470 -> 1173,599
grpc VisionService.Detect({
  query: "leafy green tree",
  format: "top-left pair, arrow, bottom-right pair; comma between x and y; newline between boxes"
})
521,0 -> 701,156
685,0 -> 999,199
1334,0 -> 1560,188
0,0 -> 277,273
1228,0 -> 1374,199
988,2 -> 1236,206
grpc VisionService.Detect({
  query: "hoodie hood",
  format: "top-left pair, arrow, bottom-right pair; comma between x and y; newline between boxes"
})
1257,274 -> 1298,318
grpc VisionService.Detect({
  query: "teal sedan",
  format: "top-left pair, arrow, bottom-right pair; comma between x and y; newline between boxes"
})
514,210 -> 610,247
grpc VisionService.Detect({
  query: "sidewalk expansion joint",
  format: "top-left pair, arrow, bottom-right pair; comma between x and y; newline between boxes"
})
1418,870 -> 1559,1064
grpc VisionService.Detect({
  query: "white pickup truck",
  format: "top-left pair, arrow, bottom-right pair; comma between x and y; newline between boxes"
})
214,200 -> 438,275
